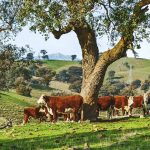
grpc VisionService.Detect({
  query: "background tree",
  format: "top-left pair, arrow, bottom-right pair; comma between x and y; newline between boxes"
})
26,52 -> 34,60
35,67 -> 56,87
107,70 -> 116,84
131,79 -> 141,89
0,0 -> 22,40
19,0 -> 150,120
15,77 -> 32,96
0,44 -> 26,90
71,55 -> 77,61
141,75 -> 150,92
0,0 -> 23,90
40,49 -> 48,60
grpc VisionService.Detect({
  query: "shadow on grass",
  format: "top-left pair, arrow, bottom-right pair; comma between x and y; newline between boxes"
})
0,126 -> 150,150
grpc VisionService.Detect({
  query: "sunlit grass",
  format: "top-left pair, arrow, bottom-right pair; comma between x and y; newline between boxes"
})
43,60 -> 81,72
0,118 -> 150,149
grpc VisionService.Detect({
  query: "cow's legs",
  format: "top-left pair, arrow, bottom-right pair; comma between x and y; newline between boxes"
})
122,108 -> 125,116
23,114 -> 29,124
129,108 -> 133,116
52,109 -> 57,122
107,106 -> 113,119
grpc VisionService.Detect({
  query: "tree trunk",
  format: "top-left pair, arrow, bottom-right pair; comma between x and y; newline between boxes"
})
74,24 -> 106,121
75,24 -> 128,121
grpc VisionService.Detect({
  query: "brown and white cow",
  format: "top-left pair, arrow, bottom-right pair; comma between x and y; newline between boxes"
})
37,94 -> 83,122
23,106 -> 48,124
113,96 -> 129,116
97,96 -> 115,119
128,95 -> 147,117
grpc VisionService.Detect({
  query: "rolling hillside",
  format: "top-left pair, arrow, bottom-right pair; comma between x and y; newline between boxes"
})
43,60 -> 81,72
44,57 -> 150,82
107,57 -> 150,82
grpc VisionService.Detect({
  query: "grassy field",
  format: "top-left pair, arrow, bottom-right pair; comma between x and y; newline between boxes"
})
1,91 -> 150,149
107,57 -> 150,82
43,60 -> 81,72
1,117 -> 150,149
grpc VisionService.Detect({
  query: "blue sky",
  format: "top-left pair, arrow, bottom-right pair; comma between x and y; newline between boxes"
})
10,27 -> 150,59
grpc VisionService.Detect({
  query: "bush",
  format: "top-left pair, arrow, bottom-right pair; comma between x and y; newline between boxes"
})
69,80 -> 82,93
35,67 -> 56,86
141,80 -> 150,92
56,66 -> 82,83
16,84 -> 32,96
15,77 -> 32,96
131,79 -> 141,89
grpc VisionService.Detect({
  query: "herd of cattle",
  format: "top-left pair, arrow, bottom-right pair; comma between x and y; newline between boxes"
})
23,93 -> 150,124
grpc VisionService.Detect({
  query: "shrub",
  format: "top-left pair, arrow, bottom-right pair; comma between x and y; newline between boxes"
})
69,80 -> 82,93
131,79 -> 141,89
15,77 -> 32,96
16,84 -> 32,96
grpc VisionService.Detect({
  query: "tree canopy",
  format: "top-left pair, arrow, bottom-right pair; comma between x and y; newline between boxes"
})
0,0 -> 22,40
19,0 -> 150,48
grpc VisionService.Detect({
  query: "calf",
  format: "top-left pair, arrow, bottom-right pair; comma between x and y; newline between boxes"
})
113,96 -> 129,116
97,96 -> 115,119
37,94 -> 83,122
23,106 -> 48,124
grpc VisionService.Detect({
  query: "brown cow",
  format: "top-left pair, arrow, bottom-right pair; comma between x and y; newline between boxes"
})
128,95 -> 147,117
37,94 -> 83,122
97,96 -> 115,119
113,96 -> 129,116
23,106 -> 48,124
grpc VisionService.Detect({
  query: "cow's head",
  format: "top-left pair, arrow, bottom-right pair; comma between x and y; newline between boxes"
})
37,94 -> 48,105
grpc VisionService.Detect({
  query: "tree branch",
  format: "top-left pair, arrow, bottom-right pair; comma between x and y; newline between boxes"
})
98,0 -> 150,65
51,22 -> 73,39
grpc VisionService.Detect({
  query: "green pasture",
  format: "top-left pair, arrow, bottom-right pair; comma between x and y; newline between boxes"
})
43,60 -> 81,72
0,118 -> 150,150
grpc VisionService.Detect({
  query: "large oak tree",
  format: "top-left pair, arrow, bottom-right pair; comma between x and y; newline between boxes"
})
19,0 -> 150,120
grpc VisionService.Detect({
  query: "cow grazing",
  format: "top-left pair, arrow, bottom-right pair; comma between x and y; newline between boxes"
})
97,96 -> 115,119
37,94 -> 83,122
128,95 -> 147,117
23,106 -> 48,124
113,96 -> 129,116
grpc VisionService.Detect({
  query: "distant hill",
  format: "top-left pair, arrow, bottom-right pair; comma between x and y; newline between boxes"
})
48,53 -> 72,60
35,52 -> 80,61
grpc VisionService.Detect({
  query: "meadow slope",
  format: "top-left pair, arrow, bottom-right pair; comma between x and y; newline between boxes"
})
43,57 -> 150,82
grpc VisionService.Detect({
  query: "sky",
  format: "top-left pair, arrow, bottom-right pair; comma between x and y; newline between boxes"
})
10,26 -> 150,60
